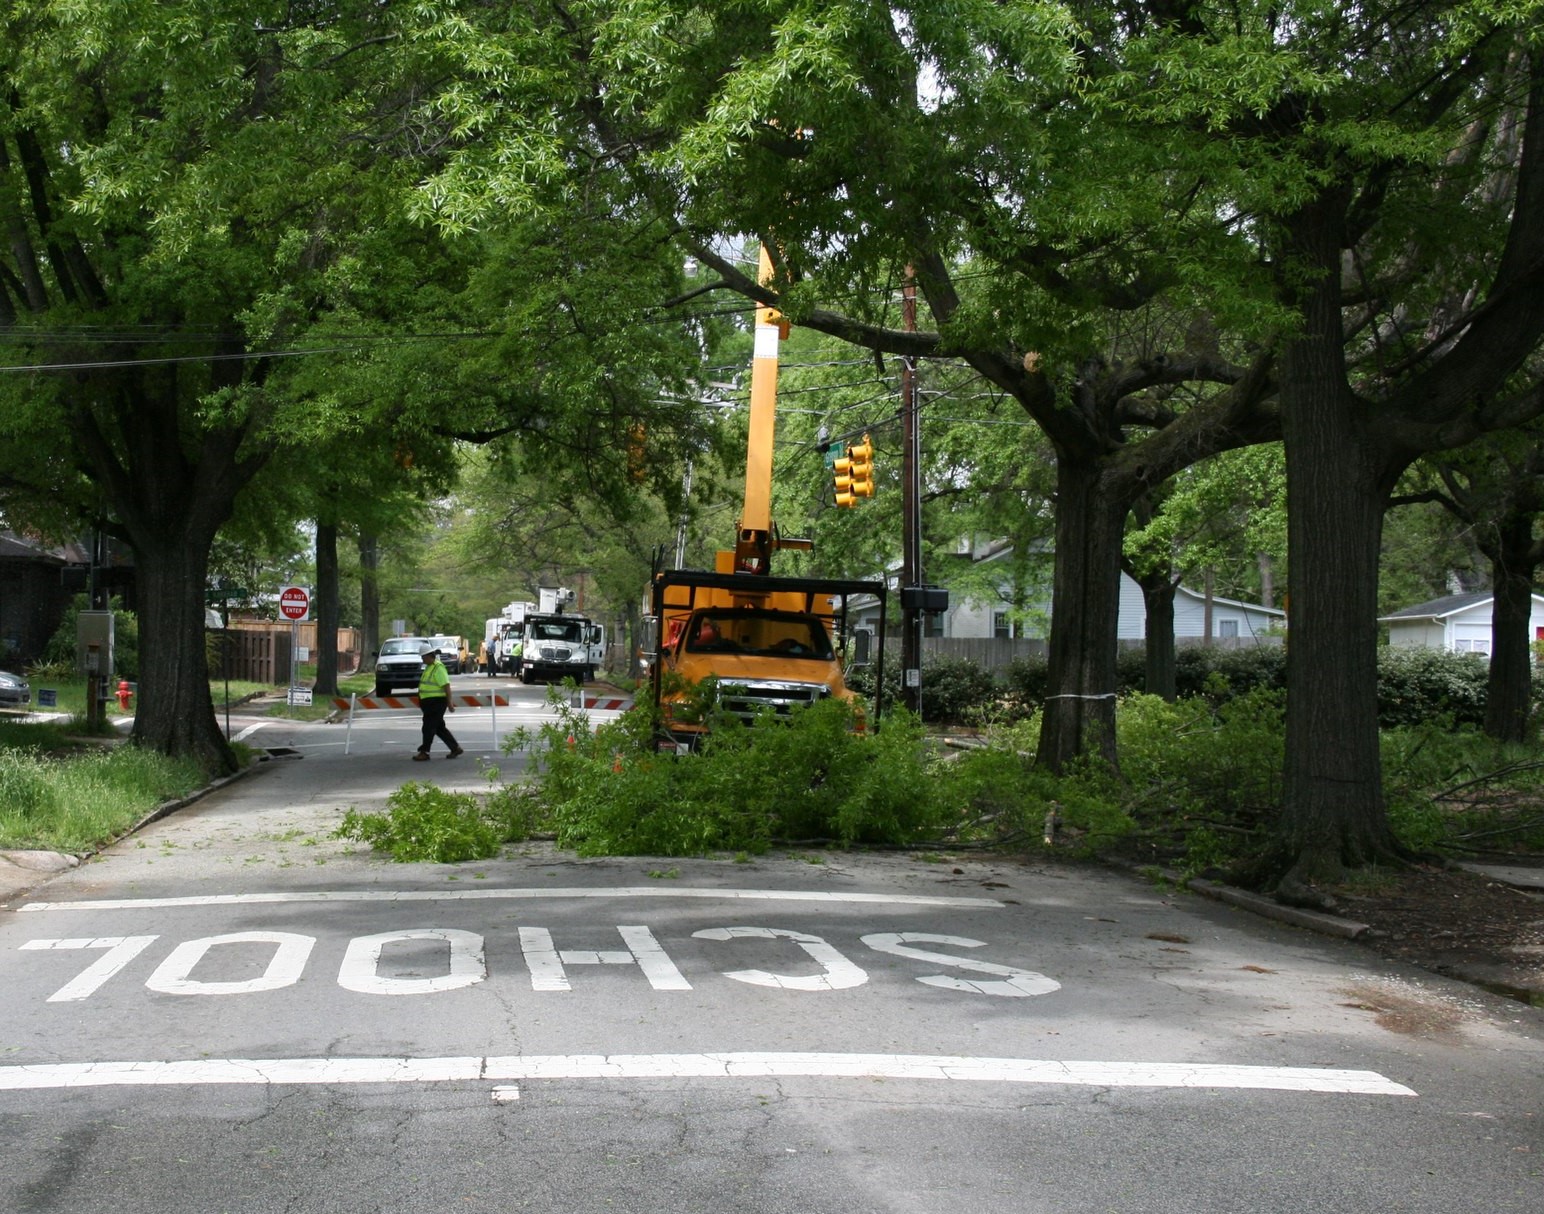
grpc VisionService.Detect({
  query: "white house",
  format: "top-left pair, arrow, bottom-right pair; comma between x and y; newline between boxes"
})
1380,592 -> 1544,657
935,575 -> 1284,641
850,539 -> 1285,644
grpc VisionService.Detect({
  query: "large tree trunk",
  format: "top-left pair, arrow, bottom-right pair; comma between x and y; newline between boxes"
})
1276,195 -> 1403,888
129,534 -> 236,775
1036,459 -> 1127,773
314,520 -> 340,698
1483,515 -> 1536,744
358,532 -> 380,670
1137,571 -> 1179,702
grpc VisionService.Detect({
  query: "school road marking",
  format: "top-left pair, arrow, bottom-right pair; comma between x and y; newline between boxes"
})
0,1053 -> 1416,1096
18,886 -> 1005,913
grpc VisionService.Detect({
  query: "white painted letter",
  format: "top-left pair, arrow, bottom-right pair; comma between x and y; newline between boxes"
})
145,932 -> 314,996
694,927 -> 867,991
338,928 -> 487,995
861,933 -> 1059,997
518,925 -> 690,991
22,936 -> 159,1003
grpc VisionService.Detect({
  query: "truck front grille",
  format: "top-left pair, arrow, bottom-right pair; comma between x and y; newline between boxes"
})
717,681 -> 830,722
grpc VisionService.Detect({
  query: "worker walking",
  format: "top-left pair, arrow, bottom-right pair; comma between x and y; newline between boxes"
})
413,649 -> 463,761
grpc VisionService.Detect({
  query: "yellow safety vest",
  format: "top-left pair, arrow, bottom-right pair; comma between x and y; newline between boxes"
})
418,660 -> 450,700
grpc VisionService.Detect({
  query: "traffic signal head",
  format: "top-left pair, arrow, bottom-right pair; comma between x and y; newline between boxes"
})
833,453 -> 856,508
832,434 -> 875,507
848,435 -> 874,499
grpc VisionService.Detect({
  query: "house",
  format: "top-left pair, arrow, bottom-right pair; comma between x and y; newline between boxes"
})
0,531 -> 136,667
942,576 -> 1284,643
0,532 -> 87,664
1380,592 -> 1544,657
849,539 -> 1285,656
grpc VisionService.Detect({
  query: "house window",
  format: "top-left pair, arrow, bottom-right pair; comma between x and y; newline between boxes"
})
925,612 -> 946,638
1217,619 -> 1239,639
993,612 -> 1012,639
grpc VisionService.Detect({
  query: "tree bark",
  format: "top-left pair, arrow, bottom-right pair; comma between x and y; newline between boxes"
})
1483,515 -> 1537,744
1036,459 -> 1127,773
130,532 -> 236,775
314,520 -> 340,698
1137,571 -> 1179,701
1277,194 -> 1403,886
358,532 -> 380,670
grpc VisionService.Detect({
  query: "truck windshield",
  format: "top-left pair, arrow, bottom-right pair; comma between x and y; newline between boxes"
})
530,620 -> 583,643
684,611 -> 834,660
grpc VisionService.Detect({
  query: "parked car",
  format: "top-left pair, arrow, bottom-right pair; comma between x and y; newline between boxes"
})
430,636 -> 464,673
373,637 -> 434,697
0,669 -> 31,708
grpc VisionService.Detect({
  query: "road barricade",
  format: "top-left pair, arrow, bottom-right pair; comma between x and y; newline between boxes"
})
331,692 -> 511,755
580,693 -> 632,711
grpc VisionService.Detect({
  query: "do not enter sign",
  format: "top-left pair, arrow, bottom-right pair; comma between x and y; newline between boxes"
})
278,586 -> 311,621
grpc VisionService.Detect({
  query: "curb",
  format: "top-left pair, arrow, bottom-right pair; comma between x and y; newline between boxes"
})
1186,877 -> 1371,939
1178,870 -> 1543,1006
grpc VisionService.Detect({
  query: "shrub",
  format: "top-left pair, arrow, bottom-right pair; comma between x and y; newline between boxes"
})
915,656 -> 999,725
334,781 -> 505,863
1001,652 -> 1049,713
1376,647 -> 1489,728
847,654 -> 999,725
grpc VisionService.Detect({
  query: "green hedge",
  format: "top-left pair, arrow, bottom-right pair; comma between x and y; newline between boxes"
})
993,643 -> 1519,730
846,655 -> 1001,726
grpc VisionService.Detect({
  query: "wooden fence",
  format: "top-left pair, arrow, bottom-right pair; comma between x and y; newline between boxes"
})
216,621 -> 363,683
210,628 -> 293,686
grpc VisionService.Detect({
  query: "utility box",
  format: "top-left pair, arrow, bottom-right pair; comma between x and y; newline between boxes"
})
76,611 -> 115,676
900,586 -> 949,615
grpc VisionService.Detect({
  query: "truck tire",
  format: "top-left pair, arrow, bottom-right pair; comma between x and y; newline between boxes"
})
373,683 -> 388,698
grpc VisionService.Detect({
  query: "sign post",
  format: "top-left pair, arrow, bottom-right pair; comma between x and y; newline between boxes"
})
278,586 -> 311,702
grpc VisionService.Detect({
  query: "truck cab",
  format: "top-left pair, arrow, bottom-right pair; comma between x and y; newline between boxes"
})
646,568 -> 886,749
520,612 -> 602,684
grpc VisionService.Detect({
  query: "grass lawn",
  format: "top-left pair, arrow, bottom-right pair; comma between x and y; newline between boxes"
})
0,724 -> 207,853
0,672 -> 334,852
1,666 -> 385,852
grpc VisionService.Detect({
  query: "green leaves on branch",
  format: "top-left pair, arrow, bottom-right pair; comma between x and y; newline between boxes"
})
520,696 -> 951,856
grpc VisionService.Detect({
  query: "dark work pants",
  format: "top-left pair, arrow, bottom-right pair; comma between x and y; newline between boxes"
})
419,697 -> 459,754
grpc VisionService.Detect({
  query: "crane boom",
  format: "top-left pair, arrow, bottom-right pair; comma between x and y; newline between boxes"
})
734,244 -> 784,574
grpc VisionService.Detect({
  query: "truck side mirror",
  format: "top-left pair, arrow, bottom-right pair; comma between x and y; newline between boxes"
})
640,616 -> 660,658
851,629 -> 872,667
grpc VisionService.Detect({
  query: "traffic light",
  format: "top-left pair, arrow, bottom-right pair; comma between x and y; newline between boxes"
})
833,434 -> 875,508
848,434 -> 874,500
834,450 -> 856,507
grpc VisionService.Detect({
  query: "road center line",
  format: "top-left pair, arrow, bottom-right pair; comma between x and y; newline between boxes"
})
0,1053 -> 1416,1096
18,887 -> 1005,913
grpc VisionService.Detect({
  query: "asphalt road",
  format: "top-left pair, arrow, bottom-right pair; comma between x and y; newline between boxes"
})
1,688 -> 1541,1213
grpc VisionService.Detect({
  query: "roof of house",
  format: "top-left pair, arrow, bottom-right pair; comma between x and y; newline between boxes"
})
0,531 -> 71,564
1380,592 -> 1497,622
1173,584 -> 1285,617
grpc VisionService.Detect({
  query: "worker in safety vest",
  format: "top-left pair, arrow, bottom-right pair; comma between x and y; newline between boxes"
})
413,649 -> 462,761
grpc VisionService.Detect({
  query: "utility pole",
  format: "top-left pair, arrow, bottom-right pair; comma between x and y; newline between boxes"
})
900,268 -> 922,714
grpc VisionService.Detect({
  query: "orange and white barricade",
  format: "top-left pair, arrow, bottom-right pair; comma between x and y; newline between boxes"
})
331,691 -> 510,754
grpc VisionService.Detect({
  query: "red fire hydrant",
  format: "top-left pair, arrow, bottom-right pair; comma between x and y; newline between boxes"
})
116,679 -> 133,712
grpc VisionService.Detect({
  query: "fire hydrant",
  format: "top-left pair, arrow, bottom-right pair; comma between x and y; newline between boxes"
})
116,679 -> 133,712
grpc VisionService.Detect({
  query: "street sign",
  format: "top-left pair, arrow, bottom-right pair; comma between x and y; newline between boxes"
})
278,586 -> 311,621
287,688 -> 313,707
204,585 -> 249,603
